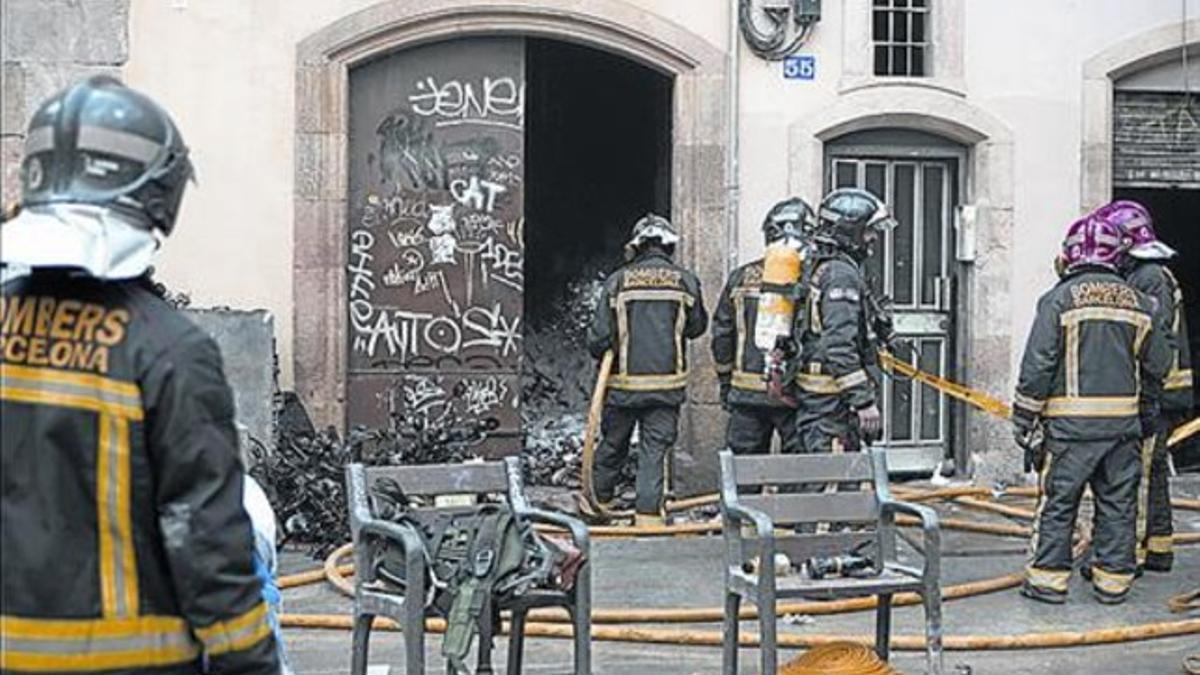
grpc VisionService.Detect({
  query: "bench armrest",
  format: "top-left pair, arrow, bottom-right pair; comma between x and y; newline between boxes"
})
521,507 -> 591,555
722,500 -> 776,576
355,519 -> 427,589
881,499 -> 941,585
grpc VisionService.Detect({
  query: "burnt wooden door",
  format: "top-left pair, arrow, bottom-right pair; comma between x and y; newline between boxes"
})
346,38 -> 526,455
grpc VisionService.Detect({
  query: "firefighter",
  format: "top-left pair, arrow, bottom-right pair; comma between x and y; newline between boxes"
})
1101,200 -> 1192,573
1013,214 -> 1170,605
792,189 -> 890,455
0,77 -> 279,671
711,198 -> 813,455
586,214 -> 708,526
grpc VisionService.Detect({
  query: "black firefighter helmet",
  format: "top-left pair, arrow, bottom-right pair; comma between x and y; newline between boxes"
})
814,188 -> 895,260
761,196 -> 814,245
20,75 -> 193,235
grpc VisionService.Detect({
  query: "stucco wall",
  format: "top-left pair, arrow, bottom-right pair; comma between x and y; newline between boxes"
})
7,0 -> 1197,473
119,0 -> 1196,387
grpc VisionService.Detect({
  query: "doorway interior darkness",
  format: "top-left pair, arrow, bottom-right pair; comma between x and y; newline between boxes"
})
521,38 -> 673,463
1114,187 -> 1200,471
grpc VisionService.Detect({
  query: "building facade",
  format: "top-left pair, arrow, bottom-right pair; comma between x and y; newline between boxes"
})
3,0 -> 1198,484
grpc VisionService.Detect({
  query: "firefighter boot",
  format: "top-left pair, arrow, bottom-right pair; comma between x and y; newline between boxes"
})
1020,580 -> 1067,605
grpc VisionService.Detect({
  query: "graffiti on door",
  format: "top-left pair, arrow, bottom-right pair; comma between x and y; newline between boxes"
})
347,38 -> 526,446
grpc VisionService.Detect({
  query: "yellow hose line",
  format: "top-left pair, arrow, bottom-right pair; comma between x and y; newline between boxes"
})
278,612 -> 1200,652
279,563 -> 353,590
951,496 -> 1037,521
1169,589 -> 1200,614
579,351 -> 614,518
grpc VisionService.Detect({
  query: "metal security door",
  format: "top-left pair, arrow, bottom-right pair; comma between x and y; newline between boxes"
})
346,38 -> 526,455
830,158 -> 957,472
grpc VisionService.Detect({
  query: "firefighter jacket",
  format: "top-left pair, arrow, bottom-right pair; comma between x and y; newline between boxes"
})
711,260 -> 785,408
1013,268 -> 1171,442
793,254 -> 877,411
587,249 -> 708,408
0,271 -> 278,674
1127,262 -> 1193,414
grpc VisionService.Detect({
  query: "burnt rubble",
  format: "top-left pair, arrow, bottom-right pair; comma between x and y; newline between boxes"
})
520,272 -> 607,488
250,413 -> 495,559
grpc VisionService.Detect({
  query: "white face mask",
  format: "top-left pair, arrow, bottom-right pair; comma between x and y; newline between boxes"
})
0,204 -> 160,283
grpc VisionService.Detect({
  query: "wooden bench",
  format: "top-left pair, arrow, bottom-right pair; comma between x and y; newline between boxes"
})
719,448 -> 944,675
345,457 -> 591,674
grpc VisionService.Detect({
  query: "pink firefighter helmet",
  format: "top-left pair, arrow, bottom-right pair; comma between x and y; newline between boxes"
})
1060,214 -> 1131,272
1097,199 -> 1176,260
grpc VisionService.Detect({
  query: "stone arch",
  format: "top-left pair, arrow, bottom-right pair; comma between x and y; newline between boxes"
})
292,0 -> 728,429
1080,19 -> 1200,211
787,86 -> 1016,474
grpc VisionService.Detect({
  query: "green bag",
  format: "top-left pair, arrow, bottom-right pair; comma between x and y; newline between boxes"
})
372,501 -> 538,674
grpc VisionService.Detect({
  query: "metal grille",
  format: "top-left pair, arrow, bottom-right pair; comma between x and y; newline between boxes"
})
831,156 -> 955,471
1114,91 -> 1200,188
872,0 -> 929,77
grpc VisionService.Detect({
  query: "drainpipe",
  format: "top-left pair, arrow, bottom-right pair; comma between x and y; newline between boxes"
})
725,0 -> 741,275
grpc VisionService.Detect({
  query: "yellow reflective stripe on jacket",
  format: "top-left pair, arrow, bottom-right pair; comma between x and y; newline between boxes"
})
731,288 -> 759,380
1042,396 -> 1138,418
1058,307 -> 1152,400
607,372 -> 689,391
0,366 -> 144,620
0,615 -> 200,672
1013,392 -> 1046,415
795,372 -> 841,395
193,602 -> 272,656
1091,566 -> 1134,595
0,364 -> 143,420
613,288 -> 693,382
794,368 -> 868,395
97,414 -> 138,618
835,369 -> 869,390
1165,368 -> 1193,391
1024,566 -> 1069,593
714,361 -> 734,375
731,371 -> 767,392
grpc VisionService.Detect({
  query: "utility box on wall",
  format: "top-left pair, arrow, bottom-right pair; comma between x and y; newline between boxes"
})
795,0 -> 822,24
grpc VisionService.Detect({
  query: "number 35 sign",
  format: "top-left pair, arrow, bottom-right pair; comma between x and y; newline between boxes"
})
784,55 -> 816,80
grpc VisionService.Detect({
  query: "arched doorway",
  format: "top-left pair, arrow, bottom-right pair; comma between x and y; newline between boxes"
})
341,35 -> 673,454
292,0 -> 728,484
1082,20 -> 1200,468
789,88 -> 1015,477
825,128 -> 966,473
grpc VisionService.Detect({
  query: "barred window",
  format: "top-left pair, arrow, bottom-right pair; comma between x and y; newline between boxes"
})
873,0 -> 929,77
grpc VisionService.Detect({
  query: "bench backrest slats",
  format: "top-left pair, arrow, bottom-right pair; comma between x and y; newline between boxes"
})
732,453 -> 875,487
746,531 -> 878,564
363,462 -> 509,497
739,491 -> 879,525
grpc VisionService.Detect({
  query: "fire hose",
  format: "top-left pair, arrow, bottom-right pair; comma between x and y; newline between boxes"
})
274,491 -> 1200,654
576,349 -> 1200,522
277,355 -> 1200,656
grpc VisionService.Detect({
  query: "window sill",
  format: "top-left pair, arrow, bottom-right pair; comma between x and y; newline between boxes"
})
837,76 -> 967,99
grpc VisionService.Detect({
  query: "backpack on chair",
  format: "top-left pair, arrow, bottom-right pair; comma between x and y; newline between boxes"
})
369,479 -> 550,674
